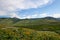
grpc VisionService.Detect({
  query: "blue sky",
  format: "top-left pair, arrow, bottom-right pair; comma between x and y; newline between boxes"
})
0,0 -> 60,19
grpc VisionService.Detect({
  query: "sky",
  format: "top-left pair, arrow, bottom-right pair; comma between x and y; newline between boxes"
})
0,0 -> 60,19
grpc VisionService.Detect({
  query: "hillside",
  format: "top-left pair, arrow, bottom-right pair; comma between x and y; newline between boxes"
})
0,17 -> 60,33
13,17 -> 60,33
0,17 -> 60,40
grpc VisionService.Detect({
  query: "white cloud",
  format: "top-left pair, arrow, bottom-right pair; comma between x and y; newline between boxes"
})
39,13 -> 60,18
0,0 -> 54,18
39,13 -> 48,17
21,13 -> 39,19
21,13 -> 48,19
9,13 -> 20,19
0,10 -> 20,18
22,13 -> 60,19
0,11 -> 8,16
0,0 -> 53,10
52,13 -> 60,18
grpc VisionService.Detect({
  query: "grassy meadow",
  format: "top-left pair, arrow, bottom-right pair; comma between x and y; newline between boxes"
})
0,17 -> 60,40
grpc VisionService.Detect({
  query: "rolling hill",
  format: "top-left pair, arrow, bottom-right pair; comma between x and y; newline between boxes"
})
0,17 -> 60,31
0,17 -> 60,40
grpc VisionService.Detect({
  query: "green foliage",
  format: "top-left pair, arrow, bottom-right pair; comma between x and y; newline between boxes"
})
0,17 -> 60,40
0,28 -> 60,40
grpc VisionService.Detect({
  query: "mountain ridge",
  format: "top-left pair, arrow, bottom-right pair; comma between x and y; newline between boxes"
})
0,16 -> 60,34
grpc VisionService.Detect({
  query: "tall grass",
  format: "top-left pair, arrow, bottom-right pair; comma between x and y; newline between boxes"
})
0,27 -> 60,40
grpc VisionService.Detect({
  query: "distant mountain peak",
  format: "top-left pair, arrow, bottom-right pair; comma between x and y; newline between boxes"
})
42,16 -> 57,20
44,16 -> 55,18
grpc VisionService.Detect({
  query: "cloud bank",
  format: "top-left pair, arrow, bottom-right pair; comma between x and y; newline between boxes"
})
22,13 -> 60,19
0,0 -> 54,18
0,0 -> 53,10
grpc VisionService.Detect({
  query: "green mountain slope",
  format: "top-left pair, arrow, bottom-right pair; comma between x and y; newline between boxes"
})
0,17 -> 60,33
13,17 -> 60,33
0,17 -> 60,40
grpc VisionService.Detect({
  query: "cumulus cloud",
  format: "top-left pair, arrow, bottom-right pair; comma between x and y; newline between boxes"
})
9,13 -> 20,19
39,13 -> 48,17
39,13 -> 60,18
21,13 -> 48,19
0,11 -> 6,16
0,0 -> 54,18
22,13 -> 60,19
0,11 -> 9,16
52,13 -> 60,18
0,0 -> 53,10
